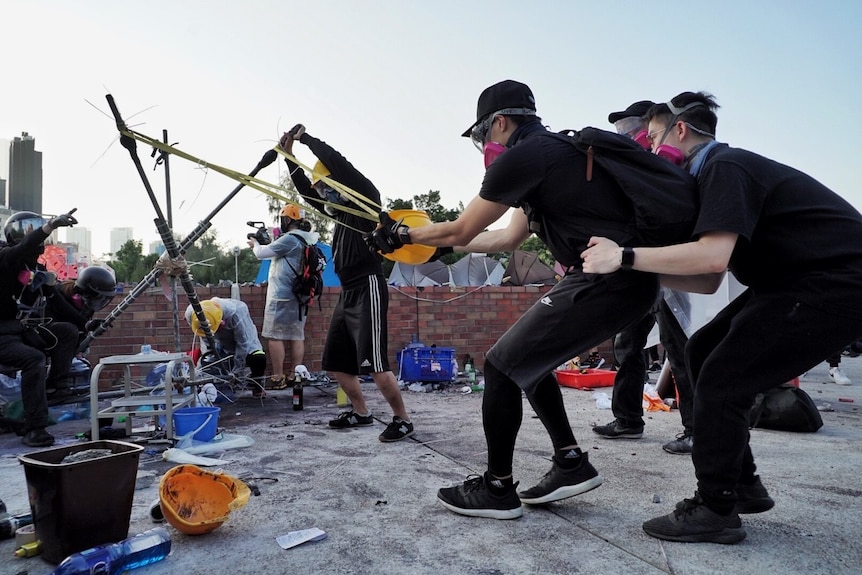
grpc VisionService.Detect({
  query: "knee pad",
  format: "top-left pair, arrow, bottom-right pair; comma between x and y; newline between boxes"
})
246,351 -> 267,378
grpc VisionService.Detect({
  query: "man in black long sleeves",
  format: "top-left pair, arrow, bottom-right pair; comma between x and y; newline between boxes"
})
0,210 -> 78,447
280,127 -> 414,442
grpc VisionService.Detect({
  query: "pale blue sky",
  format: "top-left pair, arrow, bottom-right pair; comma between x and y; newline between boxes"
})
4,1 -> 861,258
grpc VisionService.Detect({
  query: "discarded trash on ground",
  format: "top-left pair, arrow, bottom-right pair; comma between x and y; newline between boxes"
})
162,448 -> 229,466
592,392 -> 611,409
276,528 -> 327,550
158,464 -> 251,535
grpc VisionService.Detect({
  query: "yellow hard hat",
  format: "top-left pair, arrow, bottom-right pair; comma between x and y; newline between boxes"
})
311,160 -> 330,184
188,300 -> 223,336
280,204 -> 303,220
381,209 -> 437,265
158,464 -> 251,535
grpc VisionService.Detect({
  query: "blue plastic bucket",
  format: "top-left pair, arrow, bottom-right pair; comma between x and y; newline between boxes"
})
173,406 -> 220,442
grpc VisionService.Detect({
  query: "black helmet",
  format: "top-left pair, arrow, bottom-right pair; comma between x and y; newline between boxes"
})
4,211 -> 46,246
75,266 -> 117,311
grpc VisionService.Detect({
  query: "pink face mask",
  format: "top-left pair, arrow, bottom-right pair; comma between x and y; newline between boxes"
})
483,142 -> 507,169
632,130 -> 650,150
654,144 -> 685,166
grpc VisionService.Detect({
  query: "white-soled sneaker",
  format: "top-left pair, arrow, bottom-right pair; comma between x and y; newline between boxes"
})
829,367 -> 851,385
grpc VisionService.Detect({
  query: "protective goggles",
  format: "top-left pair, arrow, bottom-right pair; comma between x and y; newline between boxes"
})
469,108 -> 537,151
613,116 -> 643,137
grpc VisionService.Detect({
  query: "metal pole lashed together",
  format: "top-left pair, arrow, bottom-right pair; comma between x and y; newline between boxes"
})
78,95 -> 279,353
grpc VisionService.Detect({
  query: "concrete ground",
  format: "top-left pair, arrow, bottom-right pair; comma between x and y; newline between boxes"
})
1,358 -> 860,575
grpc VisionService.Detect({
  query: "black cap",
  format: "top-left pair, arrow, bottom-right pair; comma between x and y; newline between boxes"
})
461,80 -> 537,137
607,100 -> 656,124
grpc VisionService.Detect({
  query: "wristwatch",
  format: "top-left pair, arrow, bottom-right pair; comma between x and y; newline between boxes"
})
397,227 -> 413,245
620,247 -> 635,270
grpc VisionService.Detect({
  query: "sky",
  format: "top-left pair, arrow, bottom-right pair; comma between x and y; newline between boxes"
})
4,1 -> 861,259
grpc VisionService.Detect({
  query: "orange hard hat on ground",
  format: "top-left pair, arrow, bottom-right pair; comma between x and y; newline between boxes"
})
158,464 -> 251,535
382,209 -> 437,265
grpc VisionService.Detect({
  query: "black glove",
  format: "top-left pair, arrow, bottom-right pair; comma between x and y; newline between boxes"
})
85,319 -> 104,333
287,123 -> 304,138
428,247 -> 454,262
49,208 -> 78,229
364,212 -> 411,254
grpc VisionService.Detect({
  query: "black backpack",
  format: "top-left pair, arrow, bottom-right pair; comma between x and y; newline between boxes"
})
749,383 -> 823,433
540,127 -> 700,247
287,235 -> 327,320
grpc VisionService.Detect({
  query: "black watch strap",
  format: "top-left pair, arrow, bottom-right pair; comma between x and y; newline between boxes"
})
398,227 -> 413,245
620,247 -> 635,270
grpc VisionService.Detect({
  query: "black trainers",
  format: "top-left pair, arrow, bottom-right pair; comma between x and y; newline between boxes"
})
379,416 -> 414,442
644,492 -> 746,544
662,433 -> 693,454
22,428 -> 55,448
328,411 -> 374,428
251,382 -> 266,399
593,419 -> 644,439
518,452 -> 603,505
437,472 -> 523,520
735,476 -> 774,514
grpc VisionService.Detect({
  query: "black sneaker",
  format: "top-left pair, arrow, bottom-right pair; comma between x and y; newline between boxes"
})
593,419 -> 644,439
328,411 -> 374,428
437,472 -> 523,520
662,433 -> 693,454
251,382 -> 266,399
518,452 -> 603,505
735,476 -> 774,514
644,492 -> 746,544
379,416 -> 414,442
22,428 -> 55,448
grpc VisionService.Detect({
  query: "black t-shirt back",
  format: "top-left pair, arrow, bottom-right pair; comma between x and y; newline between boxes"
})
695,144 -> 862,297
479,131 -> 636,268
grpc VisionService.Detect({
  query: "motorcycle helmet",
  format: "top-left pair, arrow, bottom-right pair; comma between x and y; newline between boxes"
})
75,266 -> 117,311
4,211 -> 46,246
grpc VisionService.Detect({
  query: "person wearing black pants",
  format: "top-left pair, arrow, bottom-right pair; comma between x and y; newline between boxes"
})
593,100 -> 695,452
0,209 -> 79,447
583,92 -> 862,543
366,80 -> 698,520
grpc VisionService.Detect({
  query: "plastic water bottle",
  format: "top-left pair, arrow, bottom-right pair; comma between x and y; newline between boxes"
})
292,373 -> 303,411
48,527 -> 171,575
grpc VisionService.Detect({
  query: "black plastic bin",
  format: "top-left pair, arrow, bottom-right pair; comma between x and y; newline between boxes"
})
18,440 -> 144,563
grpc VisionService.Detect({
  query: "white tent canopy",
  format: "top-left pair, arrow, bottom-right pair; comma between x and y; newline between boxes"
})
449,253 -> 504,286
388,261 -> 452,287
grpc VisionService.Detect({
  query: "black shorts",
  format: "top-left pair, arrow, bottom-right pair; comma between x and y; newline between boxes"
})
322,275 -> 391,375
486,270 -> 659,393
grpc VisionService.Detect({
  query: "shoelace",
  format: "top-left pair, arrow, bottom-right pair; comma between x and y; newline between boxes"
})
462,475 -> 485,492
674,493 -> 705,518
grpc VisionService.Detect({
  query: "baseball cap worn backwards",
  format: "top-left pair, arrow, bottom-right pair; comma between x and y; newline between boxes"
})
461,80 -> 537,137
607,100 -> 656,124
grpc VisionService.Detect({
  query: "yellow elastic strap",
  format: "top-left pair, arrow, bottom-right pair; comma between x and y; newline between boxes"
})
120,128 -> 378,232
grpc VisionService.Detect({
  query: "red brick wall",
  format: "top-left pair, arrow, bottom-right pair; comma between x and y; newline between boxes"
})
86,285 -> 614,376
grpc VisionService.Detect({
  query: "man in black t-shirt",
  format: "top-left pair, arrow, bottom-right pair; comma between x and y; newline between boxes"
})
367,80 -> 698,520
280,127 -> 414,443
582,92 -> 862,544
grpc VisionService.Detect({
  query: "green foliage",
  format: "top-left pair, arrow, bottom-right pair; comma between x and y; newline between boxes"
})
108,240 -> 159,283
518,235 -> 555,267
386,190 -> 463,224
107,231 -> 264,287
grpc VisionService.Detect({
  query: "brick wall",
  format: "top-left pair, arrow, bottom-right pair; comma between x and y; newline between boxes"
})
86,285 -> 614,376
